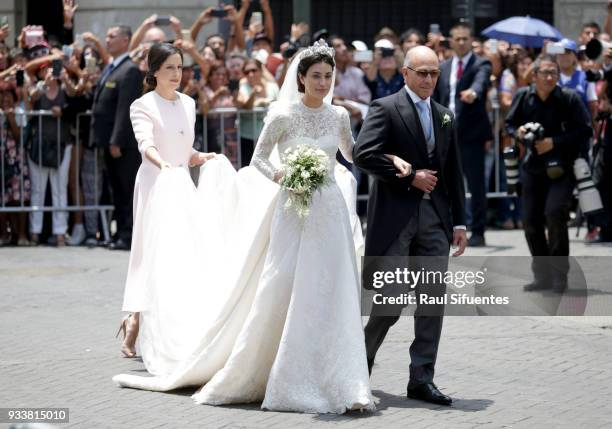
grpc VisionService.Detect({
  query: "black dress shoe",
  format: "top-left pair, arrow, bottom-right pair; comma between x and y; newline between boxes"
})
407,383 -> 452,406
523,281 -> 552,291
108,238 -> 131,251
468,234 -> 486,247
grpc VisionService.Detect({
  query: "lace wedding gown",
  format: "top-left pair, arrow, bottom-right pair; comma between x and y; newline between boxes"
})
113,100 -> 373,414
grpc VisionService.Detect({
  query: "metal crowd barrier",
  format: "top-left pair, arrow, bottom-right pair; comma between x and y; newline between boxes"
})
1,106 -> 509,240
0,110 -> 113,242
199,107 -> 268,167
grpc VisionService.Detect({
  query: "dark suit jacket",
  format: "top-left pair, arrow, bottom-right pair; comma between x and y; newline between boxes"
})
433,53 -> 493,145
353,89 -> 466,256
91,55 -> 143,149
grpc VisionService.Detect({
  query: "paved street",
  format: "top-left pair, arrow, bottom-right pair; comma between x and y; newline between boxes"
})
1,228 -> 612,428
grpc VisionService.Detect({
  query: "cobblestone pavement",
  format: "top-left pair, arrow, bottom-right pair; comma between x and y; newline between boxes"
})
1,228 -> 611,428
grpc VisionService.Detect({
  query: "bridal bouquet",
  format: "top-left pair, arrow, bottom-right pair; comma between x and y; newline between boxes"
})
280,145 -> 330,218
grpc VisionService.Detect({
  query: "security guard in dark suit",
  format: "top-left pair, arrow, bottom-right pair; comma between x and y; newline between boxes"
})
91,25 -> 143,249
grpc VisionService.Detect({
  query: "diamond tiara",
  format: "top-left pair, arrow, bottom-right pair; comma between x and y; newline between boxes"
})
299,39 -> 335,60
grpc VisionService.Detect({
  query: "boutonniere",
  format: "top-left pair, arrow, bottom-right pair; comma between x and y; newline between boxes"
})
441,113 -> 451,127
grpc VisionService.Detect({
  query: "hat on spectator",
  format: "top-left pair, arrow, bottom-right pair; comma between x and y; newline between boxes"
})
352,40 -> 368,51
25,42 -> 51,60
559,38 -> 578,53
374,39 -> 395,50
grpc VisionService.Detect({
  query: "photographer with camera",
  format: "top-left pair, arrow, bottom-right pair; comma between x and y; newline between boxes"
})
505,54 -> 592,293
364,39 -> 404,101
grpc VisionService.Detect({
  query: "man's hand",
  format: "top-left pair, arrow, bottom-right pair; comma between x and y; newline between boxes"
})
142,14 -> 158,30
460,89 -> 477,104
452,229 -> 467,257
534,137 -> 554,155
198,8 -> 214,26
517,125 -> 526,140
175,38 -> 195,53
224,6 -> 239,23
109,144 -> 122,158
411,169 -> 438,193
170,16 -> 182,33
82,32 -> 100,45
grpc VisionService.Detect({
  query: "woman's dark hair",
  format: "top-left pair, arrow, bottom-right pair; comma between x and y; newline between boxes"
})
144,42 -> 183,92
296,51 -> 335,93
208,63 -> 229,87
242,58 -> 263,73
508,51 -> 530,80
400,28 -> 425,46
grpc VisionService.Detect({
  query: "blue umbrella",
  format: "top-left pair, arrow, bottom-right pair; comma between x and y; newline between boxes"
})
481,16 -> 563,48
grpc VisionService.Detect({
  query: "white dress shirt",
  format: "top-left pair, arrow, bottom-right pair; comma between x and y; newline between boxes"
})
111,52 -> 129,69
404,86 -> 466,231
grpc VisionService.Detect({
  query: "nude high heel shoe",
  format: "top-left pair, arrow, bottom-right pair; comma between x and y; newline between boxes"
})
116,314 -> 138,358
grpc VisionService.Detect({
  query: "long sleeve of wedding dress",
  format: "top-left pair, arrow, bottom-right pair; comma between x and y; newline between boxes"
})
336,106 -> 355,163
249,113 -> 289,181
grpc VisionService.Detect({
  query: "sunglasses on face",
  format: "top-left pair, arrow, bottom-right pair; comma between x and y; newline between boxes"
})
244,68 -> 259,75
407,66 -> 440,79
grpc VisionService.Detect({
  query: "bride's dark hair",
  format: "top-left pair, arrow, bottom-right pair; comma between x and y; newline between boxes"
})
297,51 -> 335,93
144,43 -> 183,92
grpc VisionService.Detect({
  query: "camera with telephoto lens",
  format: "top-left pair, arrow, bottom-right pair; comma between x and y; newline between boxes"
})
521,122 -> 564,179
503,145 -> 520,195
584,38 -> 612,94
574,158 -> 603,215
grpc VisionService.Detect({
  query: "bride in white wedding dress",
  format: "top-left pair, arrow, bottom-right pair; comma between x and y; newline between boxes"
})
113,40 -> 374,414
